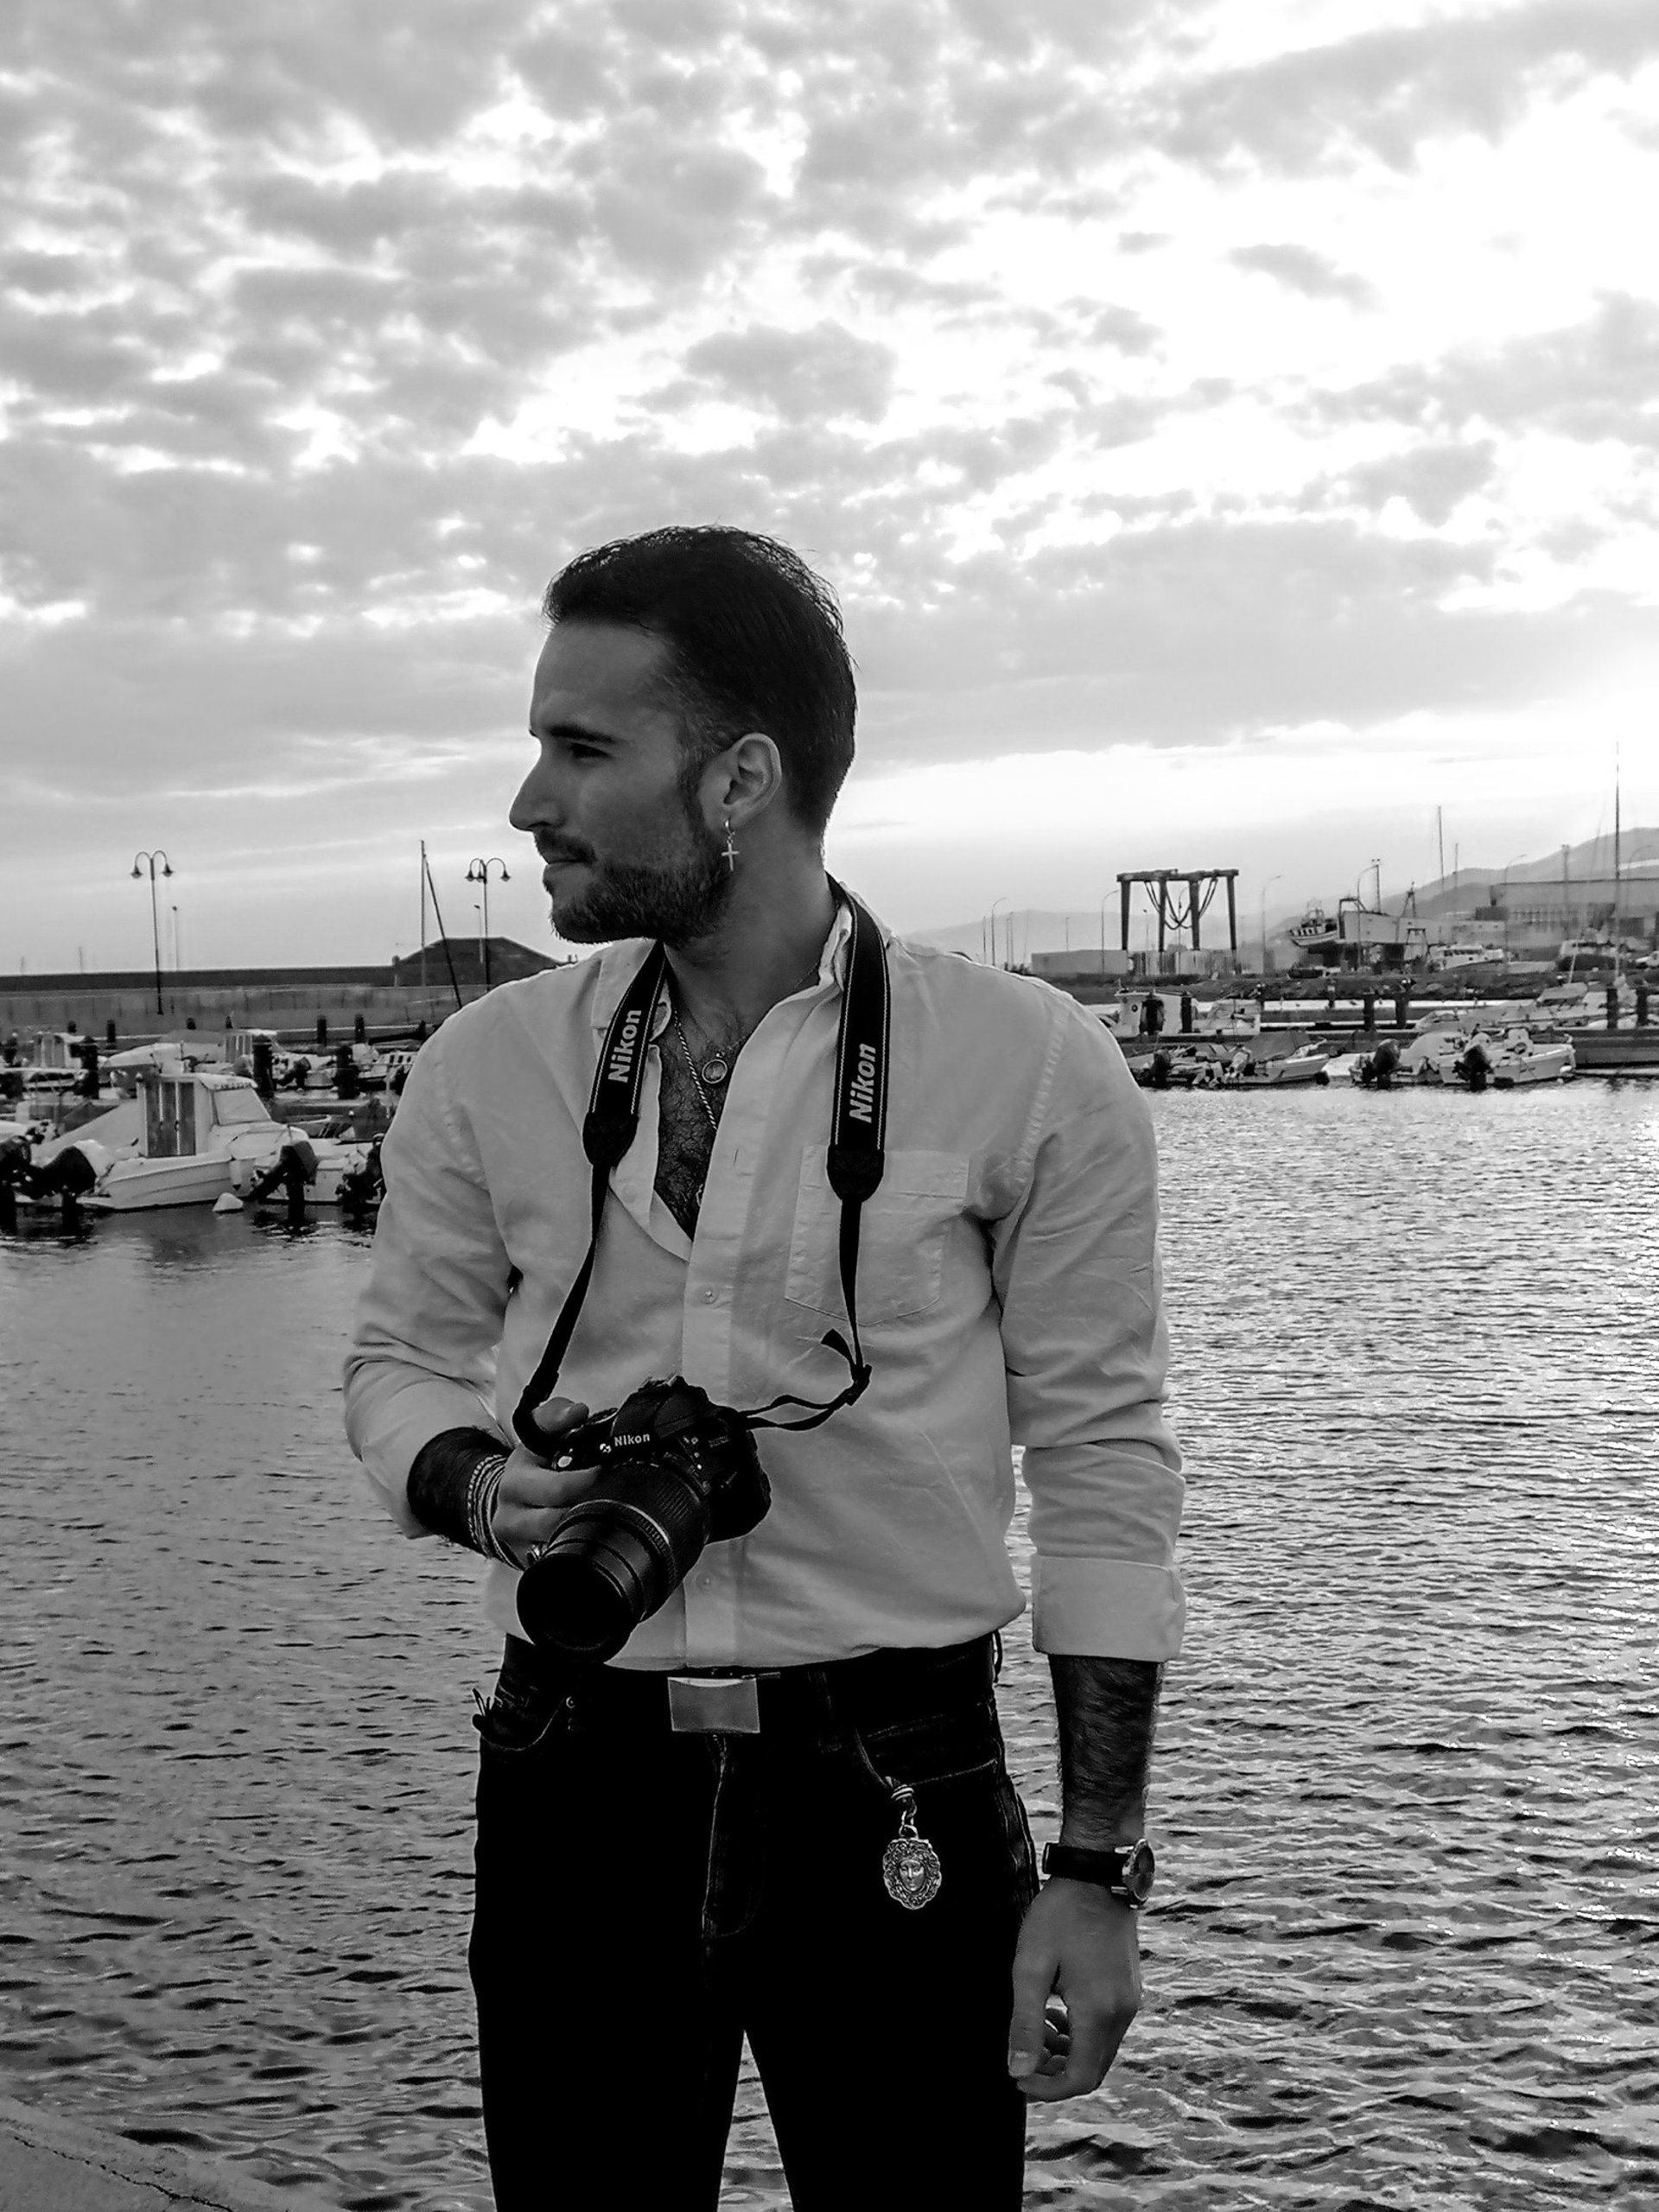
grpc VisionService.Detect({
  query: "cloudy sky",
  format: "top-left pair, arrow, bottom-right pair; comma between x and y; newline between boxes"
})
3,0 -> 1656,975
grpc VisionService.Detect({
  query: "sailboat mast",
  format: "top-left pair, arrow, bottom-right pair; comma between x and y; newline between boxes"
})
1613,747 -> 1621,984
420,840 -> 429,1013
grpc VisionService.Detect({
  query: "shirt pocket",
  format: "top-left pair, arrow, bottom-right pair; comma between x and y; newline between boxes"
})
785,1145 -> 969,1325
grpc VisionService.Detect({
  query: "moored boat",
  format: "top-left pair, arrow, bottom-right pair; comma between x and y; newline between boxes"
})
32,1071 -> 368,1211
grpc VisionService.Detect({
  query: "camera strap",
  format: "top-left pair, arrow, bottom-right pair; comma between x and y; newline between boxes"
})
511,886 -> 888,1455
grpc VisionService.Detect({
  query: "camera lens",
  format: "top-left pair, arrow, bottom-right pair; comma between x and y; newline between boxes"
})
515,1462 -> 710,1661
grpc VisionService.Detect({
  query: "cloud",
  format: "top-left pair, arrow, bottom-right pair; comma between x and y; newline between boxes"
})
1337,440 -> 1502,525
1230,244 -> 1377,308
1316,292 -> 1659,446
3,0 -> 1657,968
670,320 -> 898,423
1158,0 -> 1659,175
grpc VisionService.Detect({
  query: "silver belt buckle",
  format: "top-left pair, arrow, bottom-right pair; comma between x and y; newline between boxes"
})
668,1675 -> 761,1734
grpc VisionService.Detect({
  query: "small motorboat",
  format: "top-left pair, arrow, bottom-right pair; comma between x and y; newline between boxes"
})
1481,1029 -> 1576,1089
32,1070 -> 368,1211
1224,1042 -> 1331,1088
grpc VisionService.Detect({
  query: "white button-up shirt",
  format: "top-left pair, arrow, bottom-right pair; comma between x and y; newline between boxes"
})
344,903 -> 1185,1668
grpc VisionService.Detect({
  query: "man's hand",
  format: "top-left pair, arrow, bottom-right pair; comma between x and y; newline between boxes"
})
493,1396 -> 603,1567
1007,1879 -> 1141,2101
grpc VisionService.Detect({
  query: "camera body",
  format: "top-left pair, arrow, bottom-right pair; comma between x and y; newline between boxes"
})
514,1376 -> 769,1662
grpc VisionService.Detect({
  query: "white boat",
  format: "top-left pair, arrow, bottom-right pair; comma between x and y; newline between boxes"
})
1484,1029 -> 1576,1088
1222,1042 -> 1330,1087
34,1071 -> 367,1211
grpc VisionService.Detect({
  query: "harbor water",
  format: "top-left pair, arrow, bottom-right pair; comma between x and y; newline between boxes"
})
2,1083 -> 1656,2209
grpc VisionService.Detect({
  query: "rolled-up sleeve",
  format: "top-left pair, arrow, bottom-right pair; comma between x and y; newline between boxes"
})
992,1011 -> 1185,1660
342,1029 -> 511,1536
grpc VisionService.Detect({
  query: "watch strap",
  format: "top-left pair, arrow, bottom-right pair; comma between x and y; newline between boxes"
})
1040,1840 -> 1155,1904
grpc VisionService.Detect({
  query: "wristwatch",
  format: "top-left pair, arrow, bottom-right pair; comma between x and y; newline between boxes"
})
1041,1839 -> 1156,1907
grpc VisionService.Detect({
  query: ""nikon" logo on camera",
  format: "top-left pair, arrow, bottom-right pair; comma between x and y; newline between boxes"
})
848,1039 -> 878,1122
607,1009 -> 643,1082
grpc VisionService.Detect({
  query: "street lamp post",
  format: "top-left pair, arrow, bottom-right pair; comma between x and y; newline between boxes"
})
465,857 -> 511,992
989,896 -> 1010,968
130,850 -> 174,1017
1500,854 -> 1528,961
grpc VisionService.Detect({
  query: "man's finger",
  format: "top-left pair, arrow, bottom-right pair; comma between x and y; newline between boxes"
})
528,1396 -> 589,1447
1007,1951 -> 1058,2080
1022,1996 -> 1135,2101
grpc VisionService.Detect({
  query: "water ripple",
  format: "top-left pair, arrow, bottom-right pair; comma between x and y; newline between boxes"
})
2,1084 -> 1656,2206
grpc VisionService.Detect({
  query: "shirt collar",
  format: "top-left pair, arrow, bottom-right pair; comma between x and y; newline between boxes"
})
587,890 -> 884,1033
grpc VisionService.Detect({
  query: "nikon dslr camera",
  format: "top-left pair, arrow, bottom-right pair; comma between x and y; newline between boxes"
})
514,1377 -> 769,1662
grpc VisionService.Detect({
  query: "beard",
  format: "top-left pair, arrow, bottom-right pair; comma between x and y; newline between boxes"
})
547,789 -> 732,947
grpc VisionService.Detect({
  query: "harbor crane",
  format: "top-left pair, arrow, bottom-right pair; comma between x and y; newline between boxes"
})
1118,868 -> 1239,955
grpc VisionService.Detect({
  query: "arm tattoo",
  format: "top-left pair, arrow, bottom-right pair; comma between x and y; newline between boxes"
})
1050,1655 -> 1164,1846
407,1427 -> 508,1551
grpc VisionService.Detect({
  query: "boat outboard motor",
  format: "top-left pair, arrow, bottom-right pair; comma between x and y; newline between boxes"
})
1455,1040 -> 1491,1093
27,1142 -> 99,1224
1370,1039 -> 1399,1090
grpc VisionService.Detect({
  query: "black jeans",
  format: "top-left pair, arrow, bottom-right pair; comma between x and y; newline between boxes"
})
468,1634 -> 1039,2211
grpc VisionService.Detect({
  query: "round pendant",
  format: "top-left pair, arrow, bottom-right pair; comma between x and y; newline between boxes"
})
700,1055 -> 729,1086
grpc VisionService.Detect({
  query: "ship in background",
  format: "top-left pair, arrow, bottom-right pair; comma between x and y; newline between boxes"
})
1287,885 -> 1431,971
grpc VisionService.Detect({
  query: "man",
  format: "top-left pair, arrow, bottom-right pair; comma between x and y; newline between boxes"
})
344,526 -> 1184,2211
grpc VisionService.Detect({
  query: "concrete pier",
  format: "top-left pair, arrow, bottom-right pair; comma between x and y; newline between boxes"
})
0,2094 -> 336,2212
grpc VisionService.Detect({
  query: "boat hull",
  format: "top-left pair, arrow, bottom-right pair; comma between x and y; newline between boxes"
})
88,1157 -> 236,1211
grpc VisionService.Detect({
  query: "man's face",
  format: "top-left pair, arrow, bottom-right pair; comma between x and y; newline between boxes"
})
510,620 -> 730,945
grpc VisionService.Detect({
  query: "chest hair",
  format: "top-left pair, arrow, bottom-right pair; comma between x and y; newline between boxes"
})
654,1043 -> 720,1239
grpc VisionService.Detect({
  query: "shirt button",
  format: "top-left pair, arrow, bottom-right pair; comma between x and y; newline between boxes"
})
696,1574 -> 714,1590
702,1286 -> 716,1302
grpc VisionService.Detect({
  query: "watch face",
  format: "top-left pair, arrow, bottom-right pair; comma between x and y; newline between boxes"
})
1121,1840 -> 1156,1903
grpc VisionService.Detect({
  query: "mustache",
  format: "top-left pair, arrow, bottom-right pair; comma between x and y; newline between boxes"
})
536,839 -> 594,866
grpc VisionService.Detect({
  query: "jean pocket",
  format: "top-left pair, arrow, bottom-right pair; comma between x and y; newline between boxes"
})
849,1695 -> 1004,1792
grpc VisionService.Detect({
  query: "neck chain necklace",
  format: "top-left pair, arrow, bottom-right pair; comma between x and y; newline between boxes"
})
671,1015 -> 721,1137
670,956 -> 824,1100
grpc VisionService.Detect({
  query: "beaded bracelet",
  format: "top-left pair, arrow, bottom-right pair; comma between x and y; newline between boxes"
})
464,1452 -> 516,1566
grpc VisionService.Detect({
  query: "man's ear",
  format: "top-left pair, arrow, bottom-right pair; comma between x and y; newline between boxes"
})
703,733 -> 785,830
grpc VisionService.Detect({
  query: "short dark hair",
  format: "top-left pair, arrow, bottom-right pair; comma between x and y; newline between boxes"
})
542,525 -> 856,836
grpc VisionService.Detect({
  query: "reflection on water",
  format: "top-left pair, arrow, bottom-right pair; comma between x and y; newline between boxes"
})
2,1084 -> 1656,2209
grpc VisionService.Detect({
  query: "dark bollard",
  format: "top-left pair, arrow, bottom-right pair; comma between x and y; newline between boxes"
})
1179,988 -> 1194,1034
1362,990 -> 1376,1032
316,1015 -> 329,1049
335,1044 -> 360,1099
1637,983 -> 1649,1028
353,1014 -> 366,1042
105,1019 -> 118,1046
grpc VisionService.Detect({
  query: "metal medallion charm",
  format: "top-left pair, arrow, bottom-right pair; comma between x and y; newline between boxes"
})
700,1055 -> 729,1086
880,1786 -> 942,1910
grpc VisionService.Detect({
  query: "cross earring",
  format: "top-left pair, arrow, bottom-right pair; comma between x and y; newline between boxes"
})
721,818 -> 738,874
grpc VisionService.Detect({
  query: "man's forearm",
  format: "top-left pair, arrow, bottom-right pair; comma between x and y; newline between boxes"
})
1050,1655 -> 1163,1847
408,1426 -> 509,1551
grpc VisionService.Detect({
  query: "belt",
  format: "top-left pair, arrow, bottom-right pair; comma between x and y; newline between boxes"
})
496,1631 -> 997,1738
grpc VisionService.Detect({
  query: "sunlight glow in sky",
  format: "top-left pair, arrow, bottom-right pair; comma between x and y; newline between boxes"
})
2,0 -> 1656,971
